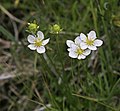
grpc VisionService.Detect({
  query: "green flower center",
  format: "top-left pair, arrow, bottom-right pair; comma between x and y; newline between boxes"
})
86,38 -> 94,45
34,39 -> 42,47
76,48 -> 84,55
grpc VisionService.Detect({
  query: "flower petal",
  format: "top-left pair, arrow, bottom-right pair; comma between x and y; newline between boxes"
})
69,51 -> 78,58
75,36 -> 81,45
83,49 -> 91,56
88,30 -> 96,40
94,39 -> 103,47
27,35 -> 36,43
28,44 -> 36,50
80,42 -> 88,50
42,38 -> 50,46
66,40 -> 74,47
88,45 -> 97,50
37,46 -> 45,53
78,54 -> 86,59
71,44 -> 78,51
67,48 -> 71,51
37,31 -> 44,40
80,33 -> 87,42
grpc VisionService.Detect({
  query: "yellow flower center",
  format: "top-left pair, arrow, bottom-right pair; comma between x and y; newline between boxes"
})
76,48 -> 84,55
86,38 -> 94,45
34,39 -> 42,47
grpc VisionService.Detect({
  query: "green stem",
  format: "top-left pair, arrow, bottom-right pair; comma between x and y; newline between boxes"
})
71,59 -> 74,79
42,72 -> 61,111
60,31 -> 79,36
56,34 -> 65,75
71,59 -> 77,90
34,52 -> 38,74
72,93 -> 117,111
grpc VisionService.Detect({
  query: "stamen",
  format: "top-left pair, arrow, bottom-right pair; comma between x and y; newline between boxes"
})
34,38 -> 42,47
86,38 -> 94,45
76,48 -> 84,55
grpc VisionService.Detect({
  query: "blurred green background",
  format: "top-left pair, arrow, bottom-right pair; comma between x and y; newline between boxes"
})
0,0 -> 120,111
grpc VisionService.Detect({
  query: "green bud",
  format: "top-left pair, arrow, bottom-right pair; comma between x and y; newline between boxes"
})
50,24 -> 62,34
26,20 -> 39,34
112,14 -> 120,27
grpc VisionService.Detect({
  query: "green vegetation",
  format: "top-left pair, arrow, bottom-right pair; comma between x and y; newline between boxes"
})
0,0 -> 120,111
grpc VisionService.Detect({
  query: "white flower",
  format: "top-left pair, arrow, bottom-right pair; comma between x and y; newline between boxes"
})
27,31 -> 50,54
66,36 -> 81,51
80,31 -> 103,50
66,37 -> 91,60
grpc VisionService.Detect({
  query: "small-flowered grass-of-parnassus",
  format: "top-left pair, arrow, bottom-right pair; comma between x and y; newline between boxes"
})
80,31 -> 103,50
66,36 -> 91,59
27,31 -> 50,54
66,30 -> 103,59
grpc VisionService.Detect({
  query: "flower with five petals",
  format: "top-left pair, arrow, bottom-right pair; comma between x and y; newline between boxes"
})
66,36 -> 91,59
80,31 -> 103,50
27,31 -> 50,54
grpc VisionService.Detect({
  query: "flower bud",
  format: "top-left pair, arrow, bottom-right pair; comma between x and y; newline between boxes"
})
26,20 -> 39,34
112,15 -> 120,27
50,24 -> 62,34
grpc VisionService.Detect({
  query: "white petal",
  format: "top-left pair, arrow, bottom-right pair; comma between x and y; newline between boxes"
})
67,48 -> 71,51
80,33 -> 87,42
88,31 -> 96,40
83,49 -> 91,56
37,46 -> 45,53
88,45 -> 97,50
69,51 -> 78,58
80,42 -> 88,50
94,39 -> 103,47
66,40 -> 74,47
75,36 -> 82,45
37,31 -> 44,40
78,54 -> 86,59
28,44 -> 36,50
27,35 -> 36,43
71,44 -> 78,51
42,38 -> 50,46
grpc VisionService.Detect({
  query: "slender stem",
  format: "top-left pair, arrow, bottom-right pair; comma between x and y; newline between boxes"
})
34,52 -> 38,74
42,72 -> 61,111
50,31 -> 79,36
71,59 -> 74,79
71,59 -> 77,90
45,53 -> 59,77
56,34 -> 65,74
60,31 -> 79,36
72,93 -> 117,111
